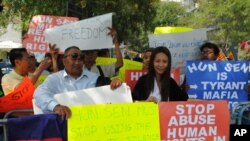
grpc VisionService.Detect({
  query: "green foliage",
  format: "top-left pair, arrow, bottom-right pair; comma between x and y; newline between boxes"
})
178,0 -> 250,51
0,0 -> 67,34
81,0 -> 160,52
153,2 -> 185,26
0,0 -> 186,52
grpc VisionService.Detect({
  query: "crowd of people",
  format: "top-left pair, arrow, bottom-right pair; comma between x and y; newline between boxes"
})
0,28 -> 249,120
1,27 -> 250,141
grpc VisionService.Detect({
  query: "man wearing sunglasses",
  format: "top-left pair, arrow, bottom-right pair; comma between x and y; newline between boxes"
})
34,46 -> 122,119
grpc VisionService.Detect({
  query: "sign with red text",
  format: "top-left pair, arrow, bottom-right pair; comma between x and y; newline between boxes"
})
171,67 -> 180,84
0,77 -> 35,112
125,68 -> 180,91
44,13 -> 113,52
125,70 -> 147,91
159,101 -> 229,141
23,15 -> 79,52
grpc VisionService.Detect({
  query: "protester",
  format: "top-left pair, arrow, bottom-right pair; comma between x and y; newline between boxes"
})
181,42 -> 222,93
98,49 -> 110,57
132,46 -> 188,102
42,44 -> 64,75
1,48 -> 51,95
82,27 -> 123,78
28,53 -> 38,73
200,42 -> 220,60
142,48 -> 154,71
133,54 -> 143,63
34,46 -> 122,119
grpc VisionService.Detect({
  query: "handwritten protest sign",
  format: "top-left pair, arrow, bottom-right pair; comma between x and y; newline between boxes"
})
0,77 -> 35,112
33,83 -> 132,115
23,15 -> 79,52
44,13 -> 113,52
68,103 -> 160,141
186,61 -> 249,109
159,101 -> 229,141
148,28 -> 207,72
54,83 -> 132,106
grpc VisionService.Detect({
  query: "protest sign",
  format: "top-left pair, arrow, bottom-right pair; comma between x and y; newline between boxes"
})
148,29 -> 207,70
44,13 -> 113,52
125,68 -> 180,91
159,101 -> 229,141
154,26 -> 193,34
125,70 -> 147,91
186,61 -> 249,109
23,15 -> 78,52
54,83 -> 132,106
68,103 -> 160,141
0,77 -> 35,112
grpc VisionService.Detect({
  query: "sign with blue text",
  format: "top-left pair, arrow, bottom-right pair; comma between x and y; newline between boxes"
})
186,61 -> 249,109
148,28 -> 207,69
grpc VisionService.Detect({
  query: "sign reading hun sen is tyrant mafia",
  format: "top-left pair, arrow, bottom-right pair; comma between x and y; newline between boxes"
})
186,61 -> 249,109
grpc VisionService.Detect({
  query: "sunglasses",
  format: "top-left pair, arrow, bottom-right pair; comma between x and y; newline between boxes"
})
64,53 -> 84,60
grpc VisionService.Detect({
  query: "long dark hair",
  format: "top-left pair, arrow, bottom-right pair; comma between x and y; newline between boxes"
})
145,46 -> 172,101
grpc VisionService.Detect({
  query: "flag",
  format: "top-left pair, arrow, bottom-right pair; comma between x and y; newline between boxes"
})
7,114 -> 67,141
217,51 -> 228,61
227,51 -> 235,60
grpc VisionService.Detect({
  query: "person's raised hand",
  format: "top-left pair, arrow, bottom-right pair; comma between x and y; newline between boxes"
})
107,27 -> 118,44
49,43 -> 59,59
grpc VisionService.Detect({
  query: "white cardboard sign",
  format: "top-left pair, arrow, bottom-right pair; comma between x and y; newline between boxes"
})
44,13 -> 113,52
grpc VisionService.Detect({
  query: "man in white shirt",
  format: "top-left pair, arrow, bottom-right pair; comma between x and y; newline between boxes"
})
34,46 -> 122,119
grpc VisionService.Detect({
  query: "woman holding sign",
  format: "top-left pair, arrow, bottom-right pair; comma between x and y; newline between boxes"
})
132,46 -> 188,102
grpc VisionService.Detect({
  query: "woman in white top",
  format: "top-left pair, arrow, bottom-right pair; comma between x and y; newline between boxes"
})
132,46 -> 188,102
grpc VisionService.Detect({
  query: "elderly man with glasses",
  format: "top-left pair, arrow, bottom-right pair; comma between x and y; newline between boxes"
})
34,46 -> 122,119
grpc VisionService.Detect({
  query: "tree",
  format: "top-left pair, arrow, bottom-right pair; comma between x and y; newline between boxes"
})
178,0 -> 250,53
1,0 -> 186,53
1,0 -> 161,52
0,0 -> 67,35
153,1 -> 185,27
81,0 -> 159,52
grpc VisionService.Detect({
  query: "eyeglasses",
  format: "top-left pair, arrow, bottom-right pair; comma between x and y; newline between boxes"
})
64,53 -> 84,60
201,51 -> 214,55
